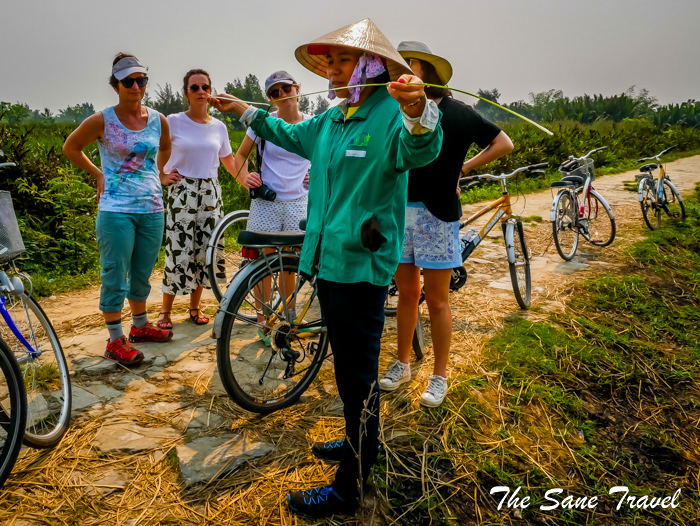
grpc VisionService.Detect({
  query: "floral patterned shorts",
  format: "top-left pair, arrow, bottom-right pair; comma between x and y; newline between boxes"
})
162,177 -> 223,295
400,202 -> 462,269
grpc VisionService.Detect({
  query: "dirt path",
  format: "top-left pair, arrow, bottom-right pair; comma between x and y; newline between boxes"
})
2,155 -> 699,524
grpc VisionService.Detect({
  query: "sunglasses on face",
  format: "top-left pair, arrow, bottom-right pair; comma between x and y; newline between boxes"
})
189,83 -> 211,92
268,84 -> 294,99
120,76 -> 148,88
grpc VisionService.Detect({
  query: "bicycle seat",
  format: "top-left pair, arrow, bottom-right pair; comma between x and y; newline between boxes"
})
238,230 -> 305,246
640,163 -> 658,173
561,175 -> 585,186
550,180 -> 576,188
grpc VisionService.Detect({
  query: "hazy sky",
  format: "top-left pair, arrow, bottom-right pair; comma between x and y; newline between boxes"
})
1,0 -> 698,113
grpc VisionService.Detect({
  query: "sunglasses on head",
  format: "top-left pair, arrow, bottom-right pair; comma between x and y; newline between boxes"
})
189,83 -> 211,92
268,84 -> 295,99
120,76 -> 148,88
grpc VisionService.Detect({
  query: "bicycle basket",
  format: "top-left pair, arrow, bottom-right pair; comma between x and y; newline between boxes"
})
0,191 -> 25,264
561,158 -> 595,181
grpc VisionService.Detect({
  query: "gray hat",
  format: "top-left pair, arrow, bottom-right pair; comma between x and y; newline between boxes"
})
397,41 -> 453,85
264,70 -> 297,95
112,56 -> 148,81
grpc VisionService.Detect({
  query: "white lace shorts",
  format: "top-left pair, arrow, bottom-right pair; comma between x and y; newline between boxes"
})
247,194 -> 308,232
400,202 -> 462,269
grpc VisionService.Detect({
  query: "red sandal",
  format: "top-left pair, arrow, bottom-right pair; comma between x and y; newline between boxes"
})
189,309 -> 210,325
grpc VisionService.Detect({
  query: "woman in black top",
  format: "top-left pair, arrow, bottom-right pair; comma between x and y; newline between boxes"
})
379,41 -> 514,407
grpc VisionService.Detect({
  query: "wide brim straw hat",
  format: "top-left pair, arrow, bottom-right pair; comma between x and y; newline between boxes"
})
295,18 -> 412,81
397,41 -> 453,85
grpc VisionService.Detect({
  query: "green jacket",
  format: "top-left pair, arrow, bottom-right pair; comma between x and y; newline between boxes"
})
249,88 -> 443,286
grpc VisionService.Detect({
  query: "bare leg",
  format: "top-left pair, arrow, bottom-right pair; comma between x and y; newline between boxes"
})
422,268 -> 453,377
190,286 -> 204,311
394,263 -> 422,365
159,292 -> 175,328
127,300 -> 147,321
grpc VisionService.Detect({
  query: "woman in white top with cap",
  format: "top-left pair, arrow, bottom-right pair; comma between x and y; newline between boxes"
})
232,70 -> 311,344
233,70 -> 311,233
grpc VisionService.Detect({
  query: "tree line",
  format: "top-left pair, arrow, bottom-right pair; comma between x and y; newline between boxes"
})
474,86 -> 700,129
0,74 -> 331,130
3,80 -> 698,130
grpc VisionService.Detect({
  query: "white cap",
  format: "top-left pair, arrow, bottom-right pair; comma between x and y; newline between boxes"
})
112,57 -> 148,81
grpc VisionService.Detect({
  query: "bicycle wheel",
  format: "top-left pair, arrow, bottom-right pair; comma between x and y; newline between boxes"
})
505,220 -> 531,309
552,190 -> 579,260
660,179 -> 686,226
0,336 -> 27,487
206,210 -> 250,302
216,254 -> 329,414
583,190 -> 616,247
0,291 -> 71,448
639,177 -> 660,230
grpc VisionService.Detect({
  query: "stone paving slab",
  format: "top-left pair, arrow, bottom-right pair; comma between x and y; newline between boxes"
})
70,386 -> 102,413
92,423 -> 179,453
176,434 -> 274,487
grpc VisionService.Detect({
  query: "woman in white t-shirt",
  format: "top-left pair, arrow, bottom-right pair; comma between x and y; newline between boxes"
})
233,70 -> 311,344
234,70 -> 311,232
158,69 -> 238,329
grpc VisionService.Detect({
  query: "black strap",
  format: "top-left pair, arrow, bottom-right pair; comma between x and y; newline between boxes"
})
256,138 -> 266,180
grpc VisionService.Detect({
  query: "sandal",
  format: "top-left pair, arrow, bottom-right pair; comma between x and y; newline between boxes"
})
157,311 -> 173,330
189,308 -> 210,325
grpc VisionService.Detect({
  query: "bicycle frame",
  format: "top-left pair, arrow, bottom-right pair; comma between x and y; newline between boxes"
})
459,183 -> 516,260
0,271 -> 40,362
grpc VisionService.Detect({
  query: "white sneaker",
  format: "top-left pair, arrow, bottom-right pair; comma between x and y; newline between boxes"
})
379,360 -> 411,392
420,375 -> 448,407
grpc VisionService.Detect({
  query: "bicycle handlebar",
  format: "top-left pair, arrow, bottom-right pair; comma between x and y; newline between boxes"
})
636,145 -> 677,163
0,163 -> 16,168
461,162 -> 550,183
581,146 -> 607,159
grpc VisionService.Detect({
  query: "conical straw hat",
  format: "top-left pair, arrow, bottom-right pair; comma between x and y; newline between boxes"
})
295,18 -> 412,81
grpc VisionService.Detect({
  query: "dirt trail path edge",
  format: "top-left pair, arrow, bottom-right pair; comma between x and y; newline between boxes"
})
0,155 -> 697,525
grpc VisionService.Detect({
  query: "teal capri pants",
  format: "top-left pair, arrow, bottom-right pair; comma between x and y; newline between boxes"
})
96,211 -> 165,312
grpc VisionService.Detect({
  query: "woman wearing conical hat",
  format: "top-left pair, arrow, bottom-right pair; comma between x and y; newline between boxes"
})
210,18 -> 443,518
379,42 -> 513,406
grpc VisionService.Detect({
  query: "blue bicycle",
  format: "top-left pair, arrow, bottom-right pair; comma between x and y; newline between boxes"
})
0,162 -> 71,449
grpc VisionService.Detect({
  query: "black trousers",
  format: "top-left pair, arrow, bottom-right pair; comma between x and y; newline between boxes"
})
316,279 -> 388,500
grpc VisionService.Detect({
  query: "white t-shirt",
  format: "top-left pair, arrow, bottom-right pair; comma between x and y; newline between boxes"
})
246,112 -> 312,201
165,113 -> 232,179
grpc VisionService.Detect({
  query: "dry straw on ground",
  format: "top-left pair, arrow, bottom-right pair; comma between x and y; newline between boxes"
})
0,203 -> 661,525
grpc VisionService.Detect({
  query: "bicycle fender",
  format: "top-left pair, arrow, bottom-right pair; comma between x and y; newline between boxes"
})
504,222 -> 517,264
664,180 -> 684,202
211,256 -> 262,339
637,178 -> 647,202
590,189 -> 615,219
549,190 -> 569,223
205,210 -> 250,267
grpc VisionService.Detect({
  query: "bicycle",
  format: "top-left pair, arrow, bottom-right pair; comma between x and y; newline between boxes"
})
0,335 -> 27,488
212,228 -> 328,414
550,147 -> 616,260
0,184 -> 71,448
384,162 -> 548,315
205,209 -> 251,302
635,145 -> 686,230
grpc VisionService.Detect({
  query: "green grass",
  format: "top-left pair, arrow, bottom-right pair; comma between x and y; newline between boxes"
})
24,362 -> 61,391
380,185 -> 700,524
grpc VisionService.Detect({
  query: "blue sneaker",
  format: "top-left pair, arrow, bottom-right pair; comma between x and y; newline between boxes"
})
311,439 -> 345,462
287,485 -> 358,518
